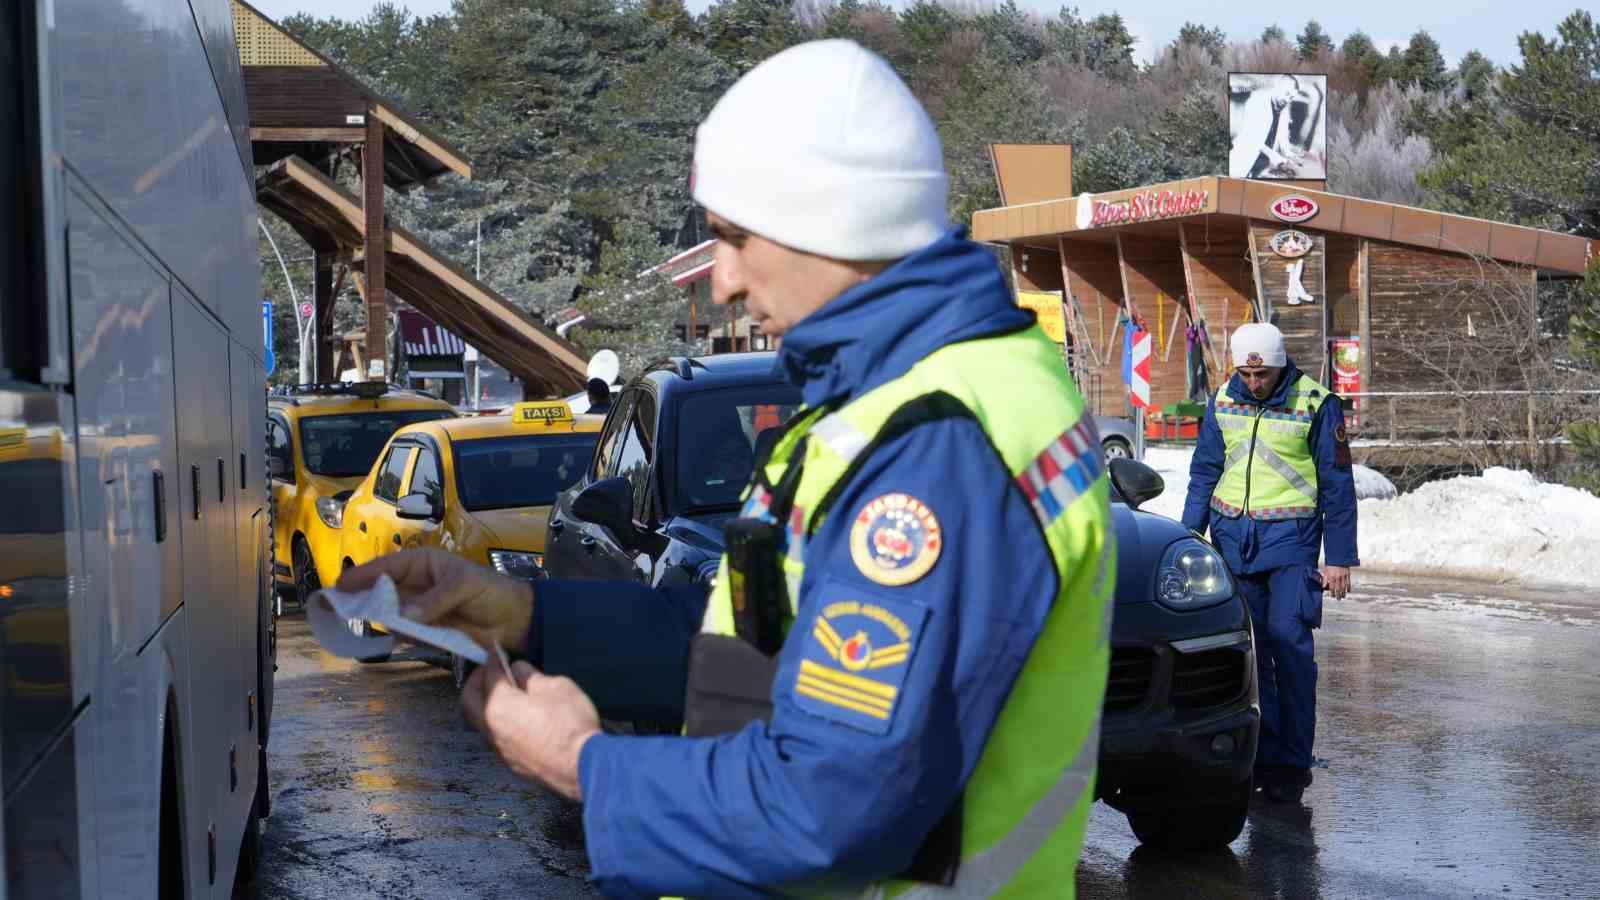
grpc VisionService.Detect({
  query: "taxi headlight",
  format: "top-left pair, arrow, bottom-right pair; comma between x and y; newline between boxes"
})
489,549 -> 544,580
1155,540 -> 1233,610
315,496 -> 346,529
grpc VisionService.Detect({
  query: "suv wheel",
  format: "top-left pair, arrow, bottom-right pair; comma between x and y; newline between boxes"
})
1102,437 -> 1134,462
1125,775 -> 1251,850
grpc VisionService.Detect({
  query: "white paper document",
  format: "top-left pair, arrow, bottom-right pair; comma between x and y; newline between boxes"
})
307,575 -> 511,677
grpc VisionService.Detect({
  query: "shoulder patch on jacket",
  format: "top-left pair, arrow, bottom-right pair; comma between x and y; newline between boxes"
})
850,492 -> 942,586
1333,424 -> 1353,468
792,583 -> 930,735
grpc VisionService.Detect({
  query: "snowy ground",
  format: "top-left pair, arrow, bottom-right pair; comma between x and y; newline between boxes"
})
1135,445 -> 1600,593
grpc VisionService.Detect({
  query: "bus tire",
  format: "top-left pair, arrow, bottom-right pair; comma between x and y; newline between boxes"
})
159,702 -> 185,900
232,802 -> 263,900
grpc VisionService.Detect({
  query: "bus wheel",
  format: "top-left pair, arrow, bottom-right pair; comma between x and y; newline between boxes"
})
231,802 -> 263,900
160,712 -> 185,900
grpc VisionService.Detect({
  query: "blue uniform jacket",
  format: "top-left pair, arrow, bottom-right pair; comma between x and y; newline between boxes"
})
526,229 -> 1070,898
1180,363 -> 1359,573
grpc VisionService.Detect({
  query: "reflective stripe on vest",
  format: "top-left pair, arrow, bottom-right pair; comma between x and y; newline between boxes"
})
702,325 -> 1116,898
1208,374 -> 1327,521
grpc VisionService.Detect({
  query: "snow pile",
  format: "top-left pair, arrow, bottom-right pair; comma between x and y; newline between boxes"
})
1352,465 -> 1398,500
1138,447 -> 1196,522
1123,447 -> 1600,591
1357,468 -> 1600,590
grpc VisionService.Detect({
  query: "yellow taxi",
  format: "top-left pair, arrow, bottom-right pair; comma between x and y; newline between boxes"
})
335,401 -> 601,667
0,425 -> 72,702
267,383 -> 456,606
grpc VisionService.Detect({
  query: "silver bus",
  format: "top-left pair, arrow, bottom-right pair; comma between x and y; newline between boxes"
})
2,0 -> 274,896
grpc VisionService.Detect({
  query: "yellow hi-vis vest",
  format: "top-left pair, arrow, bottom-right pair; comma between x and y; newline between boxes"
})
702,325 -> 1116,898
1208,374 -> 1328,521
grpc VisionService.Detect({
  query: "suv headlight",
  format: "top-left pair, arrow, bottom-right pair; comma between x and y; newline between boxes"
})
696,559 -> 721,590
315,496 -> 346,529
1155,539 -> 1233,610
489,549 -> 544,580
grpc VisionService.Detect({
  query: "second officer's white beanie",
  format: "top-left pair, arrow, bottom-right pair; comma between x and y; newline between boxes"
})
1231,323 -> 1288,367
692,40 -> 949,262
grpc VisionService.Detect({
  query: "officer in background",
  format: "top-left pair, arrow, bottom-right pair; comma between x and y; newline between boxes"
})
585,377 -> 612,415
339,39 -> 1115,898
1182,322 -> 1358,804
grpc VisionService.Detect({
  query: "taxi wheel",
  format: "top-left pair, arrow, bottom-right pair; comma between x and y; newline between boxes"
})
292,538 -> 320,605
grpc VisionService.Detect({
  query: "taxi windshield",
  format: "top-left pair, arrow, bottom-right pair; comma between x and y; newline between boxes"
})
454,433 -> 599,512
674,386 -> 801,513
298,410 -> 453,477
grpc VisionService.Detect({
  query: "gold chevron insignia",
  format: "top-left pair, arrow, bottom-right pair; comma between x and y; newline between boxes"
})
813,616 -> 845,659
796,659 -> 896,720
813,617 -> 910,670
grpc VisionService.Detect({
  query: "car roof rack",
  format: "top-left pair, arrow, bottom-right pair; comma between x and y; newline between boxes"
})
646,356 -> 710,380
270,382 -> 392,404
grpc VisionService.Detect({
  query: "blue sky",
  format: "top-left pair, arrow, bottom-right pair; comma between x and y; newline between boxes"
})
249,0 -> 1581,68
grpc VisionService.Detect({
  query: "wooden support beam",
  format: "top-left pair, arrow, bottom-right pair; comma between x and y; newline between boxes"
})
371,102 -> 473,180
313,250 -> 336,381
250,127 -> 365,143
363,113 -> 388,382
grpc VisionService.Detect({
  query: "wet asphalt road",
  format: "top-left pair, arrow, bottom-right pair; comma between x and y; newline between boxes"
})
258,574 -> 1600,899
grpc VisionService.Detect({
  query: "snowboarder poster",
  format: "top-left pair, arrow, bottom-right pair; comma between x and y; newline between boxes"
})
1228,73 -> 1327,180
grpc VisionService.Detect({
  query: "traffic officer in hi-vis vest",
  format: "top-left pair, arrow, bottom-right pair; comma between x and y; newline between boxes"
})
338,39 -> 1115,898
1181,322 -> 1359,805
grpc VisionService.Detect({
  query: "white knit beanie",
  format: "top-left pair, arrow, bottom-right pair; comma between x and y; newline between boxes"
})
1231,323 -> 1287,367
692,40 -> 949,261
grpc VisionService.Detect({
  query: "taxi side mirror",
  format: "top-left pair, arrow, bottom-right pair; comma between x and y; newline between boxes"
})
573,477 -> 639,548
1108,458 -> 1164,510
266,454 -> 292,481
396,491 -> 442,522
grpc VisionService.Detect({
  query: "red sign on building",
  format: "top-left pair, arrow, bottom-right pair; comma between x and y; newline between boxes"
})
1270,194 -> 1320,224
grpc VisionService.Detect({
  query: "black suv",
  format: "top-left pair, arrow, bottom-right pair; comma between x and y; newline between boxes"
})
545,352 -> 1258,850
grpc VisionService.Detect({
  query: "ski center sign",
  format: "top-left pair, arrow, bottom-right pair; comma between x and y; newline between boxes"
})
1269,194 -> 1320,224
1083,189 -> 1209,228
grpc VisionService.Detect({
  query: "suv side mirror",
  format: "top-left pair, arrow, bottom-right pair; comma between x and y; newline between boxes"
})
573,477 -> 639,548
396,491 -> 442,522
1109,458 -> 1164,510
266,454 -> 291,481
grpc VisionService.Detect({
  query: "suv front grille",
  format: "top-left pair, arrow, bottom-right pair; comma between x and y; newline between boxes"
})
1171,648 -> 1247,709
1104,648 -> 1154,713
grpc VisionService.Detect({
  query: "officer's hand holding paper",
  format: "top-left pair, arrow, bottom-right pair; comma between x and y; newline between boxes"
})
308,574 -> 511,678
313,548 -> 537,674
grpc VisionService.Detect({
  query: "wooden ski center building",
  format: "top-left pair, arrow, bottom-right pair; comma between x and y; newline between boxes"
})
975,146 -> 1596,441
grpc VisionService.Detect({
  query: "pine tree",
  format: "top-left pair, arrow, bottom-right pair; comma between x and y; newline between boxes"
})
643,0 -> 697,41
1296,20 -> 1335,61
977,0 -> 1046,67
1261,24 -> 1287,44
1398,30 -> 1449,92
1174,22 -> 1225,64
1455,50 -> 1496,101
574,219 -> 695,377
703,0 -> 803,73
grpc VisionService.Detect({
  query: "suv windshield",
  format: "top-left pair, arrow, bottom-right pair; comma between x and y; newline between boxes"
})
455,433 -> 598,511
674,385 -> 801,512
298,410 -> 453,477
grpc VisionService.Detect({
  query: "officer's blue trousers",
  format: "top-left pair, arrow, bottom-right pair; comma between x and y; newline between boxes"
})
1236,564 -> 1323,769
